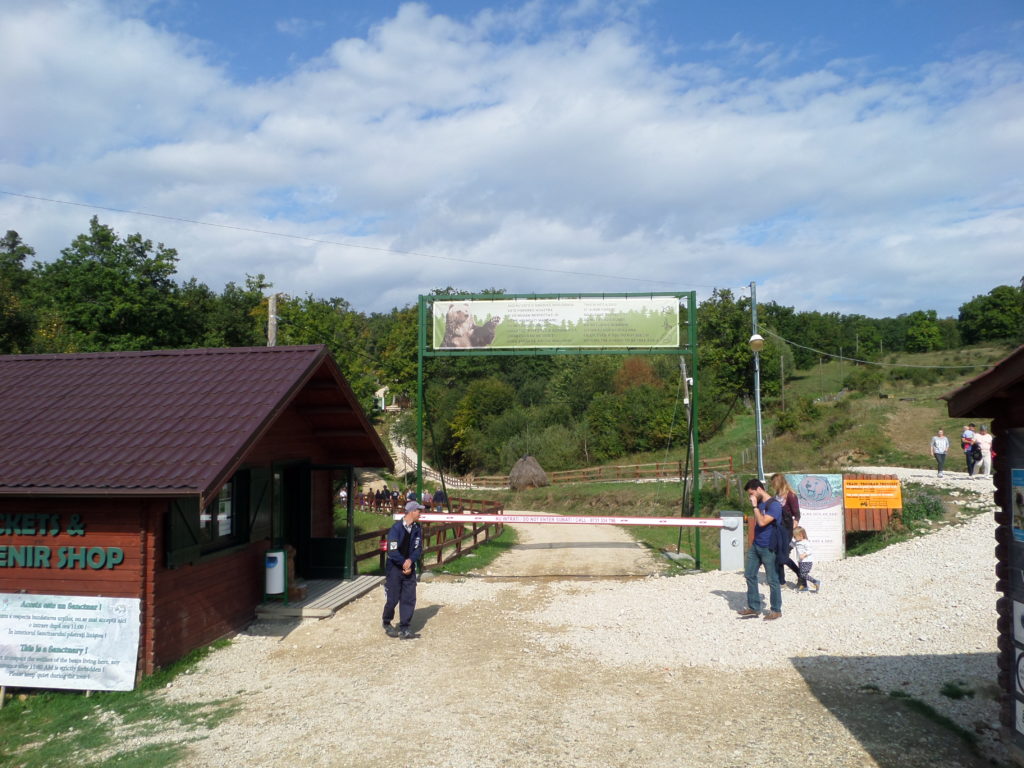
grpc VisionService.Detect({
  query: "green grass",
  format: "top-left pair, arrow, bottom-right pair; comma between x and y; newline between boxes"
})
939,680 -> 975,700
846,483 -> 949,557
0,640 -> 239,768
432,525 -> 520,575
888,690 -> 980,753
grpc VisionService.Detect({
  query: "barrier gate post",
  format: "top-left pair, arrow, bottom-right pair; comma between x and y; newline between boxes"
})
719,510 -> 744,572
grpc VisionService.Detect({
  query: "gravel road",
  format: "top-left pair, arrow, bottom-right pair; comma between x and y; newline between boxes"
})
153,467 -> 1006,768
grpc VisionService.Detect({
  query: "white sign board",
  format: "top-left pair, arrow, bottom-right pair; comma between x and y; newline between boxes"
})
0,593 -> 140,691
787,473 -> 846,562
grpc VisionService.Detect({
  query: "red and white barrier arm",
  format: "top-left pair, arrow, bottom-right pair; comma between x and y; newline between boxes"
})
396,512 -> 739,529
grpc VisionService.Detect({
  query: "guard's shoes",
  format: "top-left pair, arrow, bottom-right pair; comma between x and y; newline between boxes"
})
736,608 -> 759,618
763,611 -> 782,621
399,629 -> 417,640
383,623 -> 399,638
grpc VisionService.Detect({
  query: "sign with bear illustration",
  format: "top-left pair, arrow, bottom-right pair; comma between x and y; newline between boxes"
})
432,297 -> 680,350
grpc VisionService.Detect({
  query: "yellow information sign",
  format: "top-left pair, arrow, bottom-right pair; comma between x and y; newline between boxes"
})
843,478 -> 903,509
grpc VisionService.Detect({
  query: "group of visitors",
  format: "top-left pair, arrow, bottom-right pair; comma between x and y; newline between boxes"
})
351,485 -> 449,512
737,472 -> 821,623
930,423 -> 993,478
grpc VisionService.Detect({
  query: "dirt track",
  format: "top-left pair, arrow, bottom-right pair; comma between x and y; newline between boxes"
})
481,511 -> 664,578
156,487 -> 1003,768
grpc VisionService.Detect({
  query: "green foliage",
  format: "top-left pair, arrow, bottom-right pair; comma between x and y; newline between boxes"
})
897,486 -> 945,528
433,525 -> 519,575
773,396 -> 820,436
0,230 -> 36,353
888,691 -> 980,752
958,283 -> 1024,344
939,680 -> 975,700
844,365 -> 884,394
904,310 -> 942,352
0,639 -> 237,768
6,220 -> 1023,481
30,217 -> 184,352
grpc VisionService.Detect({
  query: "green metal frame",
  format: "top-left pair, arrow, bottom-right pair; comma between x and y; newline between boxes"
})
416,291 -> 702,564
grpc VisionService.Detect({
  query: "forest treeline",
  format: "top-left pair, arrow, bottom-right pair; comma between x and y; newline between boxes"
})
2,218 -> 1023,475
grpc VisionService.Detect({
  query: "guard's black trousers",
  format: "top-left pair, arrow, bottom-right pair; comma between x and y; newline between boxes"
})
382,563 -> 417,630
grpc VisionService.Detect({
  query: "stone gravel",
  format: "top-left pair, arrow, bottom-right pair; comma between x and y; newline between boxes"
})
150,466 -> 1005,768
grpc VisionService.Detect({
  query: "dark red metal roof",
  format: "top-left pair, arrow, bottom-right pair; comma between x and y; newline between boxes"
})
0,346 -> 392,499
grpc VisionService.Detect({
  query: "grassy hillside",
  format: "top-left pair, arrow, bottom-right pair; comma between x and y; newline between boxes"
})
702,344 -> 1012,476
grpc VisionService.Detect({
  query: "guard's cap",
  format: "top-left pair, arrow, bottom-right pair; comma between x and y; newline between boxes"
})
405,501 -> 425,512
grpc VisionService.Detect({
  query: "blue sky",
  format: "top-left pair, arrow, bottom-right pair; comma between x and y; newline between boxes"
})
1,0 -> 1022,316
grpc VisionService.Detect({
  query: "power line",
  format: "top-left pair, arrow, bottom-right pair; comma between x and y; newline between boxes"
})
761,328 -> 991,369
0,189 -> 715,289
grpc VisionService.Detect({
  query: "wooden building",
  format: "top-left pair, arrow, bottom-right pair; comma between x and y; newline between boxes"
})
943,343 -> 1024,764
0,346 -> 392,676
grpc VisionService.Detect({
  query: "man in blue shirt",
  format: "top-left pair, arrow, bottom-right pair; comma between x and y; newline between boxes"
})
737,478 -> 783,621
382,501 -> 424,639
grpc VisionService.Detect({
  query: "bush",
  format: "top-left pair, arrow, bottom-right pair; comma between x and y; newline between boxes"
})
845,366 -> 884,394
896,487 -> 945,528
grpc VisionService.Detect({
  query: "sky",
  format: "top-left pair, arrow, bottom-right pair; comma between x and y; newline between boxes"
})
1,0 -> 1022,317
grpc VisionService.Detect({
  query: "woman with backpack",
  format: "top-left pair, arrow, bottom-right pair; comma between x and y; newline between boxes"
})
770,473 -> 803,588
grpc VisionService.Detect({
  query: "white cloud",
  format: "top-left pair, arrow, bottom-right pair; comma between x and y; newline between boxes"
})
1,0 -> 1022,318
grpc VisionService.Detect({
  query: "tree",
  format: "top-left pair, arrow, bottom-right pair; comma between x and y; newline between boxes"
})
30,217 -> 182,351
0,230 -> 36,353
203,274 -> 270,348
904,310 -> 942,353
958,285 -> 1024,345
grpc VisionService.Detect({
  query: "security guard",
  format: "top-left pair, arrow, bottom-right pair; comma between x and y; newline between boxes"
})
381,501 -> 424,639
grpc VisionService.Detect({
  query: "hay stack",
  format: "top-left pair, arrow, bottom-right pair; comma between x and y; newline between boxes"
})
509,455 -> 548,490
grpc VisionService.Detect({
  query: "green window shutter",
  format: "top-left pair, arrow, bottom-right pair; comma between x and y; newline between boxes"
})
166,497 -> 201,568
232,469 -> 251,540
249,467 -> 272,541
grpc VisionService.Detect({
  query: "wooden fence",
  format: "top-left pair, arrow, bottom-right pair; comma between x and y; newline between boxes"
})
456,456 -> 734,489
353,496 -> 505,572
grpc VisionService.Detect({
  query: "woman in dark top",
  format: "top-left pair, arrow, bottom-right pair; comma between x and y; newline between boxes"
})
770,473 -> 803,588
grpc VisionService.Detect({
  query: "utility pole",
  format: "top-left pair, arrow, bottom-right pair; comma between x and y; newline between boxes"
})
780,354 -> 785,411
267,293 -> 279,347
749,282 -> 765,482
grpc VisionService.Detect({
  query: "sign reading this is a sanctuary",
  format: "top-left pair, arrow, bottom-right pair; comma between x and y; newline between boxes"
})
0,593 -> 140,691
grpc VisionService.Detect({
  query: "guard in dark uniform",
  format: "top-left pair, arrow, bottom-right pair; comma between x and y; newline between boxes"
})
382,501 -> 424,639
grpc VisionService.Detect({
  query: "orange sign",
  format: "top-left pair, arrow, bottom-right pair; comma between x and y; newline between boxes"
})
843,478 -> 903,509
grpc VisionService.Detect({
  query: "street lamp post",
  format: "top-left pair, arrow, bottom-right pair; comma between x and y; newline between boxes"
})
749,281 -> 765,481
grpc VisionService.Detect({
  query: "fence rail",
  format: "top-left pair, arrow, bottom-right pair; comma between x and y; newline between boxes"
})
434,457 -> 735,490
353,496 -> 505,571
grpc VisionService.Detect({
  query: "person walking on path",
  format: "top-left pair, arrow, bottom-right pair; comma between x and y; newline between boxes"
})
930,428 -> 949,477
770,473 -> 802,588
792,526 -> 820,593
382,501 -> 424,639
974,425 -> 994,476
961,423 -> 977,476
737,478 -> 783,621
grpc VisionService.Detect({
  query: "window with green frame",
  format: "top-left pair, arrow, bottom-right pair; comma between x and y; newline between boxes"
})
167,467 -> 271,568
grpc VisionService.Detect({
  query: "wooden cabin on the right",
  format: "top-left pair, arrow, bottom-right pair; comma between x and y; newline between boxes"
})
943,343 -> 1024,764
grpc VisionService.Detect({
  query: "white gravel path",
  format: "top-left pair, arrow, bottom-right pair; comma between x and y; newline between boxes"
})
151,465 -> 1005,767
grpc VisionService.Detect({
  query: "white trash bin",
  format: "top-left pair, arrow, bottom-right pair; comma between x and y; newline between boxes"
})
265,549 -> 286,595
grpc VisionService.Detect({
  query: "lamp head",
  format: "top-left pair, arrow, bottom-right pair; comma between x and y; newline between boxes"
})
748,333 -> 765,352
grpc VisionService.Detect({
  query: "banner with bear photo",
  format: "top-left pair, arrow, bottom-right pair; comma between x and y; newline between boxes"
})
431,297 -> 680,350
785,473 -> 846,562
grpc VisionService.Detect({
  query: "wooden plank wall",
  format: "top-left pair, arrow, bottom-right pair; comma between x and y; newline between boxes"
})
842,473 -> 898,533
0,498 -> 144,598
151,520 -> 268,670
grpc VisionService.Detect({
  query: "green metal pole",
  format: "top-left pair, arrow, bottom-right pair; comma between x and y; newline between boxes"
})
688,292 -> 702,569
416,296 -> 426,499
345,467 -> 355,580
